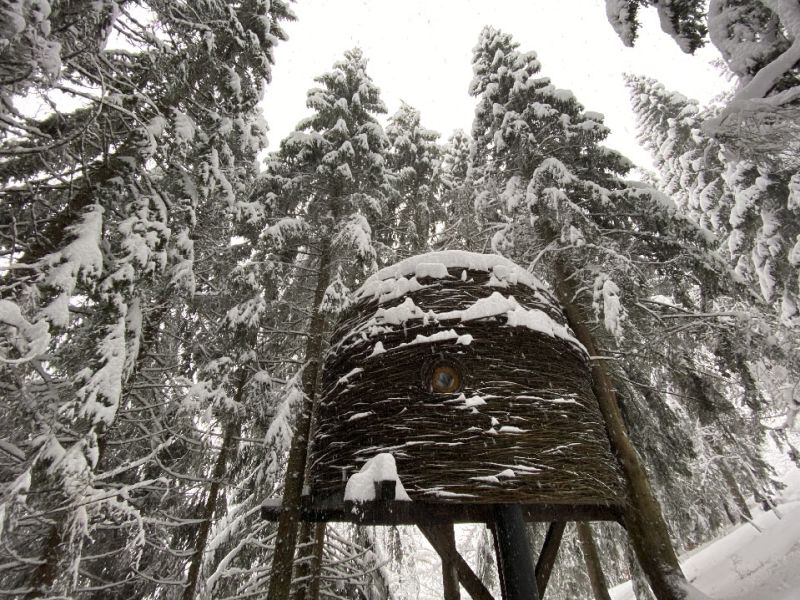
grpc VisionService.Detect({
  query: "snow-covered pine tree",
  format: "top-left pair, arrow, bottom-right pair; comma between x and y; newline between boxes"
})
606,1 -> 800,116
437,129 -> 484,251
640,3 -> 800,289
625,74 -> 731,231
706,0 -> 800,116
627,75 -> 800,331
170,212 -> 316,599
0,2 -> 118,135
441,130 -> 472,192
260,47 -> 391,600
604,0 -> 708,53
626,76 -> 800,526
0,1 -> 294,597
383,102 -> 442,256
468,25 -> 777,600
721,147 -> 800,330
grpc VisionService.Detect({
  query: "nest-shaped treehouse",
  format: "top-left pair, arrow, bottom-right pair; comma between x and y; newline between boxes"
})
308,251 -> 625,522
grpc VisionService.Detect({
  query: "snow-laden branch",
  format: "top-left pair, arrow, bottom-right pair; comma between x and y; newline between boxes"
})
707,0 -> 800,131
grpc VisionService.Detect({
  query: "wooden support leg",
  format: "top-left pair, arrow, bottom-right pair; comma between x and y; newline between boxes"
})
493,505 -> 539,600
443,562 -> 460,600
489,519 -> 505,599
429,524 -> 460,600
535,522 -> 565,598
576,522 -> 611,600
418,523 -> 495,600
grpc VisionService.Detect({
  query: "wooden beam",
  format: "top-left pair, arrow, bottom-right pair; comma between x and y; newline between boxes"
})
260,496 -> 623,526
535,521 -> 565,598
418,523 -> 496,600
443,562 -> 460,600
577,522 -> 612,600
492,505 -> 539,600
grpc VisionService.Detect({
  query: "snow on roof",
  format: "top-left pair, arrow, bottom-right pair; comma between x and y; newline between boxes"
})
356,250 -> 547,301
344,290 -> 585,356
341,252 -> 587,355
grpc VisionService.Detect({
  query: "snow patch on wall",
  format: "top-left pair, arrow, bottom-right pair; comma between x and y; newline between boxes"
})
358,289 -> 584,354
344,453 -> 411,502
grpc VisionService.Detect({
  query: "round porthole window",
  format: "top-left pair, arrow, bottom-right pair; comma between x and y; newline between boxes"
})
431,364 -> 461,394
423,358 -> 464,394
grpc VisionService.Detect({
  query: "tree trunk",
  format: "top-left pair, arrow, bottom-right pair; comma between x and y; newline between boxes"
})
627,542 -> 656,600
268,240 -> 333,600
290,521 -> 326,600
553,262 -> 689,600
576,522 -> 612,600
24,522 -> 66,599
716,450 -> 752,523
291,521 -> 313,600
306,523 -> 327,600
181,408 -> 242,600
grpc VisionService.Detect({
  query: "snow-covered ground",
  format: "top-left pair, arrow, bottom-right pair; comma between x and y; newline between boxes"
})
613,450 -> 800,600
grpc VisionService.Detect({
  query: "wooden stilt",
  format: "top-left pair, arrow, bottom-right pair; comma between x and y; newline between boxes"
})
493,505 -> 539,600
577,522 -> 611,600
430,524 -> 460,600
443,562 -> 460,600
489,519 -> 506,600
535,521 -> 565,598
418,523 -> 495,600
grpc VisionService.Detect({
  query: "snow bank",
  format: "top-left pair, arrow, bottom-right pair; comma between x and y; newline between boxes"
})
612,469 -> 800,600
344,453 -> 411,502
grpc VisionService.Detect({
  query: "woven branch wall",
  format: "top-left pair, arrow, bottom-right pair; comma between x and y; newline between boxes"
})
309,252 -> 625,508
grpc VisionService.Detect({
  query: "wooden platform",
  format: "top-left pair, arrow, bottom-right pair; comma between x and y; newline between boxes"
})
261,478 -> 625,599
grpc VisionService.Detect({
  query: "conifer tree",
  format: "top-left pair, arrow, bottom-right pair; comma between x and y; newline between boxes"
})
707,0 -> 800,113
468,25 -> 776,600
0,1 -> 294,597
626,77 -> 800,530
627,75 -> 800,329
437,129 -> 483,251
625,75 -> 731,231
261,47 -> 390,600
383,102 -> 442,256
606,1 -> 800,114
604,0 -> 707,53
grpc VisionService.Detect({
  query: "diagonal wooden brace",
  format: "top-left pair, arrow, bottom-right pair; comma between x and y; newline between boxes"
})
418,523 -> 496,600
535,521 -> 566,598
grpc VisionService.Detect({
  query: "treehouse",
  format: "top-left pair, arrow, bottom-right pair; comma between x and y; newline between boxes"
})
264,251 -> 631,600
310,250 -> 625,516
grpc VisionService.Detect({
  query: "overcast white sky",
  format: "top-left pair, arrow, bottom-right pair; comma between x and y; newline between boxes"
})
261,0 -> 730,170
